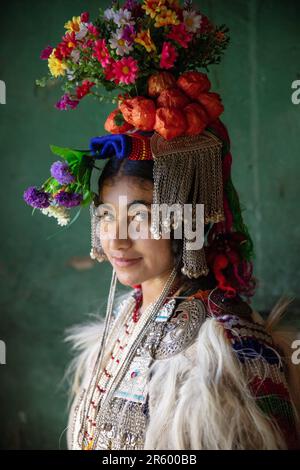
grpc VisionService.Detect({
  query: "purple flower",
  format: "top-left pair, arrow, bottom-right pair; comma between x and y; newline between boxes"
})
23,186 -> 51,208
55,94 -> 79,111
123,0 -> 143,17
54,191 -> 83,207
40,45 -> 53,60
123,0 -> 138,10
122,25 -> 136,45
50,161 -> 75,185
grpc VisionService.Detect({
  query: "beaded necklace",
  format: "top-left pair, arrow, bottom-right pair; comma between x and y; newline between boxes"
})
80,276 -> 182,449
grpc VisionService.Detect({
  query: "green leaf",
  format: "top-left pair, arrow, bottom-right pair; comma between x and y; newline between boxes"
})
50,145 -> 87,165
36,76 -> 49,87
81,191 -> 94,207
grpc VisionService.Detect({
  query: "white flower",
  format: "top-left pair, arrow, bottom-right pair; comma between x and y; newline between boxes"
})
183,10 -> 202,33
41,206 -> 70,226
66,70 -> 75,81
113,8 -> 134,27
103,8 -> 115,21
76,22 -> 88,40
109,29 -> 133,56
70,49 -> 80,63
104,7 -> 134,27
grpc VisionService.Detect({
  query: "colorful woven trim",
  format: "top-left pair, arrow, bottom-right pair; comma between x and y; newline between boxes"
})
216,313 -> 297,448
127,133 -> 153,161
90,132 -> 153,161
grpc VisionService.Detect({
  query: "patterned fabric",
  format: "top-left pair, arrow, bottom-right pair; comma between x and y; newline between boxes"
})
68,285 -> 299,449
186,287 -> 299,449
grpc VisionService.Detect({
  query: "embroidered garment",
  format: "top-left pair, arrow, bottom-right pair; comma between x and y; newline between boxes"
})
66,286 -> 300,450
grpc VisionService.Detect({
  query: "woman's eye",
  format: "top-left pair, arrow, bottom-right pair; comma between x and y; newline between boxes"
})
99,211 -> 114,222
132,211 -> 148,222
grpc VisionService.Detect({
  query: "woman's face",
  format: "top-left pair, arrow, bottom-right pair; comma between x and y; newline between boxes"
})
98,175 -> 175,287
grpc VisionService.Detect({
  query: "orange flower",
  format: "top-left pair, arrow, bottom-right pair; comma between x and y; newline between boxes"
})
177,71 -> 211,99
134,29 -> 156,53
147,72 -> 177,97
154,6 -> 179,27
104,109 -> 134,134
215,31 -> 226,43
154,107 -> 187,140
142,0 -> 165,19
64,16 -> 81,33
157,87 -> 190,108
184,103 -> 208,136
196,92 -> 224,122
119,97 -> 156,131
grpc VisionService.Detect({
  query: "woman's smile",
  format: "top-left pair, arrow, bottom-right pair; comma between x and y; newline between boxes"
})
111,256 -> 143,268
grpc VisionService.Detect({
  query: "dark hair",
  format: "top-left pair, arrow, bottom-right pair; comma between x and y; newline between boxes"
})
96,156 -> 217,293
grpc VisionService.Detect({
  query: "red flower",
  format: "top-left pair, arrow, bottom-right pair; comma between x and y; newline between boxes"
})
199,14 -> 214,34
87,24 -> 99,38
103,61 -> 116,81
93,39 -> 111,67
76,80 -> 95,99
166,23 -> 193,49
55,32 -> 77,59
160,42 -> 178,70
80,12 -> 89,23
40,45 -> 53,60
81,39 -> 94,51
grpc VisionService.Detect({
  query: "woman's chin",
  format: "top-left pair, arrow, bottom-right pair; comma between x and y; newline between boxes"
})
114,266 -> 144,287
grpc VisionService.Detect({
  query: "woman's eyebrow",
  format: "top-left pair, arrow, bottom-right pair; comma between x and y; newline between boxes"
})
127,199 -> 152,207
98,199 -> 152,208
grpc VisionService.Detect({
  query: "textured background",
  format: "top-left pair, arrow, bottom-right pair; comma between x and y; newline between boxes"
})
0,0 -> 299,449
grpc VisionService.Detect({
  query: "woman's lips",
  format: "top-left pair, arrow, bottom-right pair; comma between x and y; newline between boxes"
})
112,256 -> 142,267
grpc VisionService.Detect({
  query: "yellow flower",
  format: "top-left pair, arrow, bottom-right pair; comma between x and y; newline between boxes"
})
154,6 -> 180,27
142,0 -> 165,19
48,49 -> 67,77
64,16 -> 81,33
134,29 -> 157,53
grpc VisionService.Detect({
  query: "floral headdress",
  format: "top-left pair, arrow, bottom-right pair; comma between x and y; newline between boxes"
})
23,0 -> 256,300
24,0 -> 229,222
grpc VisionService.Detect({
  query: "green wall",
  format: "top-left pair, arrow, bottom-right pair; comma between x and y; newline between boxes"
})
0,0 -> 299,449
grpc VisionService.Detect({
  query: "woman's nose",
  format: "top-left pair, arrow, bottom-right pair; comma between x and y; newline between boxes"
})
109,219 -> 132,250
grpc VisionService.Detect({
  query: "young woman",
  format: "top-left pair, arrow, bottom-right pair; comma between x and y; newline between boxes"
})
22,1 -> 300,451
64,131 -> 300,450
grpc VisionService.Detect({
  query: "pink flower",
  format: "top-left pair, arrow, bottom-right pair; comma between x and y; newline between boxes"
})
160,42 -> 178,70
112,57 -> 139,85
40,45 -> 53,60
166,23 -> 193,49
55,94 -> 79,110
80,11 -> 89,23
88,24 -> 99,38
93,39 -> 111,67
81,39 -> 94,50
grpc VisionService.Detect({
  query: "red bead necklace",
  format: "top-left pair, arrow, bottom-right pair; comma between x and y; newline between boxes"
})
131,280 -> 181,323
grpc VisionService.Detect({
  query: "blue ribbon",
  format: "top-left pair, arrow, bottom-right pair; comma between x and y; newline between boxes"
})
89,134 -> 131,160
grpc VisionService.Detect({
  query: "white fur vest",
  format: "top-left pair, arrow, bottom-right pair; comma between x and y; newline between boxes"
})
65,290 -> 300,450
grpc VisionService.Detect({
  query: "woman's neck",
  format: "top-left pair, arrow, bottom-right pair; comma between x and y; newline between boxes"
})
139,271 -> 186,314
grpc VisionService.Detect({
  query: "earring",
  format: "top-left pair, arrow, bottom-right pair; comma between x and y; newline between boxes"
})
90,202 -> 107,263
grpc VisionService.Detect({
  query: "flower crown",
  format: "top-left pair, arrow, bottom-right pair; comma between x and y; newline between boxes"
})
24,0 -> 230,226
